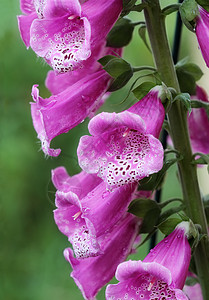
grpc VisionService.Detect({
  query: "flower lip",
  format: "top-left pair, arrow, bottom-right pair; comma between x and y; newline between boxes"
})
88,111 -> 146,136
78,126 -> 164,190
64,213 -> 141,300
106,260 -> 189,300
31,70 -> 111,156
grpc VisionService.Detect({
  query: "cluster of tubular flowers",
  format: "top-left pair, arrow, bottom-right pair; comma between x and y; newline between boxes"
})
17,1 -> 205,299
18,0 -> 122,156
52,166 -> 145,299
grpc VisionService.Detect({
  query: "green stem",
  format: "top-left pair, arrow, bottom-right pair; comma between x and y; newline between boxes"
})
143,1 -> 209,298
132,66 -> 156,72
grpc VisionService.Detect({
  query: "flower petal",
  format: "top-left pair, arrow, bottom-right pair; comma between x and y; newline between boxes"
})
64,214 -> 140,300
20,0 -> 35,14
82,0 -> 123,44
189,86 -> 209,154
106,261 -> 174,300
31,70 -> 111,156
43,0 -> 82,18
88,111 -> 146,136
106,260 -> 189,300
144,222 -> 191,289
30,15 -> 91,73
196,7 -> 209,67
45,45 -> 122,94
17,13 -> 37,48
54,189 -> 101,258
78,127 -> 163,189
81,182 -> 137,237
51,167 -> 102,198
128,86 -> 165,137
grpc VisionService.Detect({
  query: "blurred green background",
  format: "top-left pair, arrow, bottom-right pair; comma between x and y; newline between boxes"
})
0,1 -> 190,299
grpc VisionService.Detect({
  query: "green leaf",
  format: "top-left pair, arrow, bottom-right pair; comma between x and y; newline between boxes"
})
106,18 -> 135,48
185,276 -> 199,286
203,195 -> 209,225
121,1 -> 146,16
138,25 -> 151,51
108,70 -> 133,92
98,56 -> 132,78
181,63 -> 203,81
132,3 -> 148,12
128,198 -> 160,217
132,82 -> 155,100
140,207 -> 160,233
176,60 -> 203,94
98,55 -> 117,67
175,60 -> 203,81
173,93 -> 192,113
192,153 -> 209,165
138,157 -> 182,192
128,198 -> 161,233
136,229 -> 157,248
158,218 -> 182,236
98,56 -> 133,91
191,99 -> 209,109
158,205 -> 186,224
122,0 -> 137,11
191,99 -> 209,120
176,69 -> 195,95
162,4 -> 180,16
159,198 -> 183,209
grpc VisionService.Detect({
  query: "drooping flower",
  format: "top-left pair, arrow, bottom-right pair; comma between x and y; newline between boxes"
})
183,272 -> 203,300
64,213 -> 141,300
18,0 -> 122,73
106,221 -> 191,300
31,69 -> 111,156
189,85 -> 209,154
52,166 -> 146,259
195,7 -> 209,68
77,87 -> 165,190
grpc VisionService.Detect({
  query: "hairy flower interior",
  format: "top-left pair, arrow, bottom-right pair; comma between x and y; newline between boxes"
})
69,218 -> 98,259
99,129 -> 151,188
46,17 -> 87,73
109,274 -> 177,300
34,0 -> 46,18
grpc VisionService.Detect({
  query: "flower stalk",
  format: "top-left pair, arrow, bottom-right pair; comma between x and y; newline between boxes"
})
143,0 -> 209,299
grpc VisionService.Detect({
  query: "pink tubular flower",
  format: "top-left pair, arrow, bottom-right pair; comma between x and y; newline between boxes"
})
189,85 -> 209,154
52,166 -> 145,259
183,272 -> 203,300
18,0 -> 122,73
31,69 -> 111,156
77,87 -> 165,190
106,221 -> 191,300
196,7 -> 209,68
64,213 -> 141,300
